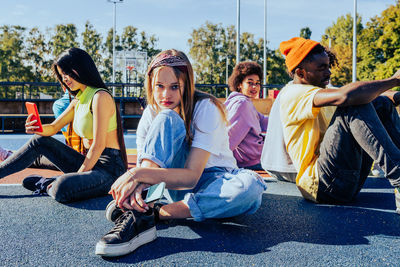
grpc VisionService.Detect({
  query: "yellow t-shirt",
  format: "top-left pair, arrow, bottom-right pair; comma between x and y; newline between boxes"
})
280,83 -> 336,202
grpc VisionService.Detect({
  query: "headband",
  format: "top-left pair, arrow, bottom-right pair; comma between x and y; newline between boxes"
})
148,54 -> 188,75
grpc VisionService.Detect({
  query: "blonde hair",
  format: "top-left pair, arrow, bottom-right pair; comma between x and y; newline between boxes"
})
145,49 -> 227,144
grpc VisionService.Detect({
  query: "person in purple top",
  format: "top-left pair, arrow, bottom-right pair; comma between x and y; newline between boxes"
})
224,61 -> 268,170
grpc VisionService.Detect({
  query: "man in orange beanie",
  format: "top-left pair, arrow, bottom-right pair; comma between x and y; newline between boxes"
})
277,37 -> 400,213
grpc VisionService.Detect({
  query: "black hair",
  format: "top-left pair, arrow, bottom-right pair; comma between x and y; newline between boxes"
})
52,48 -> 128,169
291,44 -> 338,76
52,48 -> 106,95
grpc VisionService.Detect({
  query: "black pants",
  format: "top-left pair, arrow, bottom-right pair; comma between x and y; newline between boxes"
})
0,135 -> 126,203
317,96 -> 400,203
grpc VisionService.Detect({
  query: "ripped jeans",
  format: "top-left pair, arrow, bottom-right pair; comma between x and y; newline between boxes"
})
317,96 -> 400,203
138,109 -> 267,221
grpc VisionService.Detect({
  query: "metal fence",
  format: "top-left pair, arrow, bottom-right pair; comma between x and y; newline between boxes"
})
0,82 -> 284,100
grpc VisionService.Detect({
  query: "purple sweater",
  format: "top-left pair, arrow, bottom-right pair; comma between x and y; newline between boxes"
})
224,92 -> 269,168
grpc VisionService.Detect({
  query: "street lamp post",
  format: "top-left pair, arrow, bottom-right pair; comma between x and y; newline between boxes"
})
236,0 -> 240,64
226,56 -> 229,98
263,0 -> 267,98
352,0 -> 357,82
107,0 -> 124,96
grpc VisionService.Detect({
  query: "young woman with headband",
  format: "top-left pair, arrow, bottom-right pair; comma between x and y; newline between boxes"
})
95,49 -> 267,257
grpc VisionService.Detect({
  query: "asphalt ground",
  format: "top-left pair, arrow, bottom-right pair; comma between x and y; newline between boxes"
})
0,176 -> 399,266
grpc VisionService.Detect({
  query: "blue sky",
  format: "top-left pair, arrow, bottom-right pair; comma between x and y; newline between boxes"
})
0,0 -> 396,55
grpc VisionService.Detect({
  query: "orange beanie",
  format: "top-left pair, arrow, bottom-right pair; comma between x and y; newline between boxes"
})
279,37 -> 320,72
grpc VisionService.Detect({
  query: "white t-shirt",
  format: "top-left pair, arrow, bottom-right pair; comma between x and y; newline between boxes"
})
137,99 -> 237,169
261,92 -> 297,173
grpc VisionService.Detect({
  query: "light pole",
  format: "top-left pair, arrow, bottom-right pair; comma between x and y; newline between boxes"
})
107,0 -> 124,96
352,0 -> 357,82
263,0 -> 267,98
324,34 -> 335,49
236,0 -> 240,64
226,56 -> 229,97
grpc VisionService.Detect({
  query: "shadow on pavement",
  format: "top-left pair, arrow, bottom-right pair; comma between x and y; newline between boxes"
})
104,192 -> 400,264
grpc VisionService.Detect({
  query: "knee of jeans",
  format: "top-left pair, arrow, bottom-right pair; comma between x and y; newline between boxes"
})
30,135 -> 52,147
49,178 -> 73,203
156,109 -> 184,126
141,109 -> 187,167
147,109 -> 186,143
374,95 -> 392,106
228,170 -> 266,200
224,171 -> 265,215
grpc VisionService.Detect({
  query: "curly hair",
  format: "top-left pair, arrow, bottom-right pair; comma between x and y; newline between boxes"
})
228,61 -> 263,92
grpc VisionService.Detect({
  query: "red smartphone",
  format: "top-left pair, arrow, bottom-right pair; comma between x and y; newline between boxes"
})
25,102 -> 43,132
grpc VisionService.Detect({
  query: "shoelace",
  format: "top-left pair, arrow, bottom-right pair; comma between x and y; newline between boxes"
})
33,177 -> 51,195
108,211 -> 136,234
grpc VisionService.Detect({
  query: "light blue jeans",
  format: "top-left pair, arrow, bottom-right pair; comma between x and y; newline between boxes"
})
138,109 -> 267,221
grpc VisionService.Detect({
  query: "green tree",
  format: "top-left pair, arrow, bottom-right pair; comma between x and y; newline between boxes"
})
300,27 -> 312,39
49,24 -> 79,58
139,31 -> 161,59
360,2 -> 400,81
0,25 -> 33,82
102,26 -> 160,83
266,49 -> 290,85
102,28 -> 121,82
357,17 -> 383,81
121,26 -> 139,51
188,21 -> 290,93
321,14 -> 363,85
188,22 -> 227,88
82,21 -> 102,67
25,27 -> 52,81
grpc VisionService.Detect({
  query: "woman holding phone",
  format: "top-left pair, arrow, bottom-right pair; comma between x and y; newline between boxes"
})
95,49 -> 266,257
0,48 -> 127,203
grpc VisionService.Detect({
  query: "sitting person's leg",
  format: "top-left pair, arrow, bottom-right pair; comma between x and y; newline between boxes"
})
96,110 -> 189,256
371,96 -> 400,155
30,155 -> 59,170
161,167 -> 266,221
138,109 -> 188,169
138,109 -> 266,220
0,135 -> 85,179
48,148 -> 125,203
317,97 -> 400,203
